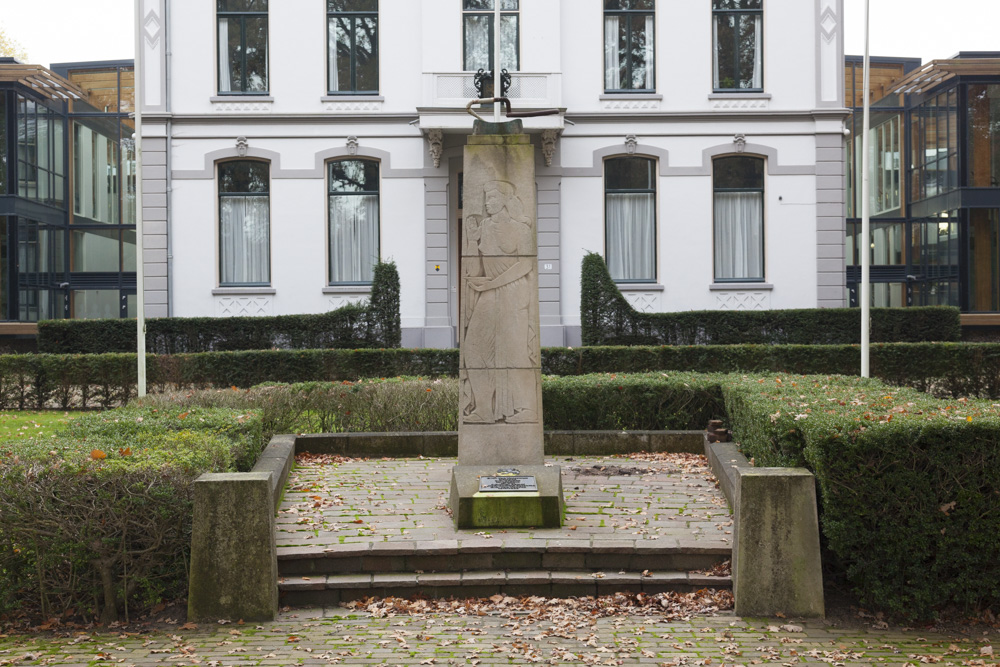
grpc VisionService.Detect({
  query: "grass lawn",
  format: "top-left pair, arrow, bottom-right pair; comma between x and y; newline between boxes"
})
0,410 -> 81,442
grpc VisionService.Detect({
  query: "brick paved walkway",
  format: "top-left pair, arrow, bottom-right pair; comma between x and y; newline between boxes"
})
1,610 -> 995,666
276,454 -> 733,553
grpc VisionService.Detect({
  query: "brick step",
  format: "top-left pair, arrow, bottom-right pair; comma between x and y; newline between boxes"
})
279,569 -> 732,606
277,542 -> 731,577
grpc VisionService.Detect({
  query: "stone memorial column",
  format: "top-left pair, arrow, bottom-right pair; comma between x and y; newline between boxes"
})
449,120 -> 563,528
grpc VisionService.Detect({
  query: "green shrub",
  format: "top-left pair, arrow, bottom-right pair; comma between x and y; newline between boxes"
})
721,373 -> 1000,618
580,252 -> 961,345
543,372 -> 725,430
0,414 -> 257,623
137,373 -> 725,433
63,406 -> 265,472
136,379 -> 461,436
37,261 -> 402,354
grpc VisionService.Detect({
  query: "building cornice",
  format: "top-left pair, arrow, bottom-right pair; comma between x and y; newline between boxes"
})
140,112 -> 420,124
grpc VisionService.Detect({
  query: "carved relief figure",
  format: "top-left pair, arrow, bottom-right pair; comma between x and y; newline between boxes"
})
462,180 -> 539,424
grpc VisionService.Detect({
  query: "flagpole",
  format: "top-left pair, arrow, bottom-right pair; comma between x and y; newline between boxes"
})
859,0 -> 871,378
134,0 -> 147,396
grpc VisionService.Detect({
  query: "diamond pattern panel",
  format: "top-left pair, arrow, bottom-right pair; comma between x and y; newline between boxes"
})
624,292 -> 660,313
217,297 -> 273,317
327,295 -> 369,310
715,291 -> 770,311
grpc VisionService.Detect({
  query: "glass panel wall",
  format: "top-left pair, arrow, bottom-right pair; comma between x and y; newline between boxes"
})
871,115 -> 901,214
71,229 -> 121,272
968,84 -> 1000,188
967,209 -> 1000,312
0,91 -> 6,195
73,117 -> 120,224
16,95 -> 65,207
910,87 -> 958,203
72,289 -> 120,319
16,218 -> 65,322
846,221 -> 904,265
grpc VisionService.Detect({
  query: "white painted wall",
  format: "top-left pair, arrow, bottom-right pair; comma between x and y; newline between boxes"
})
147,0 -> 847,340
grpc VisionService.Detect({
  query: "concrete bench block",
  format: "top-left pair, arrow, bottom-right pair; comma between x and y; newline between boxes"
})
188,472 -> 277,622
733,468 -> 824,618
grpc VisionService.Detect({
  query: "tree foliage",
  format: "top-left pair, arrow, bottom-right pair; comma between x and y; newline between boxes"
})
0,25 -> 28,61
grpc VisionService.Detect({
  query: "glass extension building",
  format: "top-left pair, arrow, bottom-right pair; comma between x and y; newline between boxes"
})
0,58 -> 135,333
845,53 -> 1000,321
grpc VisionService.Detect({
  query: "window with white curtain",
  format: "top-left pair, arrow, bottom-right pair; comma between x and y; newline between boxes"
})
712,0 -> 762,91
329,159 -> 379,284
327,0 -> 378,94
713,156 -> 764,281
463,0 -> 519,72
604,0 -> 655,92
217,0 -> 269,94
219,161 -> 270,285
605,157 -> 656,282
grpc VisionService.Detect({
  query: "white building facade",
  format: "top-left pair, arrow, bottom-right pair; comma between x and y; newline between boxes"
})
137,0 -> 849,348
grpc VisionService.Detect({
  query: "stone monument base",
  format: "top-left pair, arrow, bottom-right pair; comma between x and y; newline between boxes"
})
450,465 -> 564,529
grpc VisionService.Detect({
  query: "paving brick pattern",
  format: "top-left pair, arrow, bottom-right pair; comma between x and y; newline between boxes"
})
276,455 -> 733,556
1,611 -> 995,666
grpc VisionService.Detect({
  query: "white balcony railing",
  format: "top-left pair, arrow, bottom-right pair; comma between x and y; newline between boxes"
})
424,72 -> 561,109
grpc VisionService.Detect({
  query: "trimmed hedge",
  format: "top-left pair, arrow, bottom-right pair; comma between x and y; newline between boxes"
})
137,373 -> 726,434
0,407 -> 265,624
580,252 -> 961,345
722,374 -> 1000,618
8,342 -> 1000,409
36,261 -> 402,354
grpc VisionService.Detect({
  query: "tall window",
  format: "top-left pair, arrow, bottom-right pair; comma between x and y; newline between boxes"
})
463,0 -> 519,72
871,116 -> 901,214
604,0 -> 654,92
218,0 -> 269,93
0,91 -> 7,195
605,157 -> 656,282
328,0 -> 378,94
712,0 -> 762,91
329,159 -> 379,284
16,95 -> 65,206
714,156 -> 764,281
219,161 -> 270,285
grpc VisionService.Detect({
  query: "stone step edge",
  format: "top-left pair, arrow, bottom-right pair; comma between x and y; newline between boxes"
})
279,570 -> 731,591
277,541 -> 732,560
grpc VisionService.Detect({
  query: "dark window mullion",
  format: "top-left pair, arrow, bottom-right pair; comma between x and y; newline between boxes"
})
240,15 -> 248,92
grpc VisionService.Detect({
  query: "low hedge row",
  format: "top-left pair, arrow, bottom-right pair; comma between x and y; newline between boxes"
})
7,342 -> 1000,409
722,374 -> 1000,618
36,262 -> 402,354
137,373 -> 725,434
0,407 -> 266,624
580,252 -> 961,345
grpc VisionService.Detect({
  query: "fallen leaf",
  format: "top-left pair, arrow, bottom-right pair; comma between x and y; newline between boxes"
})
90,449 -> 107,460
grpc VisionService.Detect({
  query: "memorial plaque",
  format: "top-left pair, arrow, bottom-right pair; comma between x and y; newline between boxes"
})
479,475 -> 538,493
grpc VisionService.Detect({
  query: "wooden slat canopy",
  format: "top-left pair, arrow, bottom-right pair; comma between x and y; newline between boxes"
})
0,63 -> 85,102
891,59 -> 1000,95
